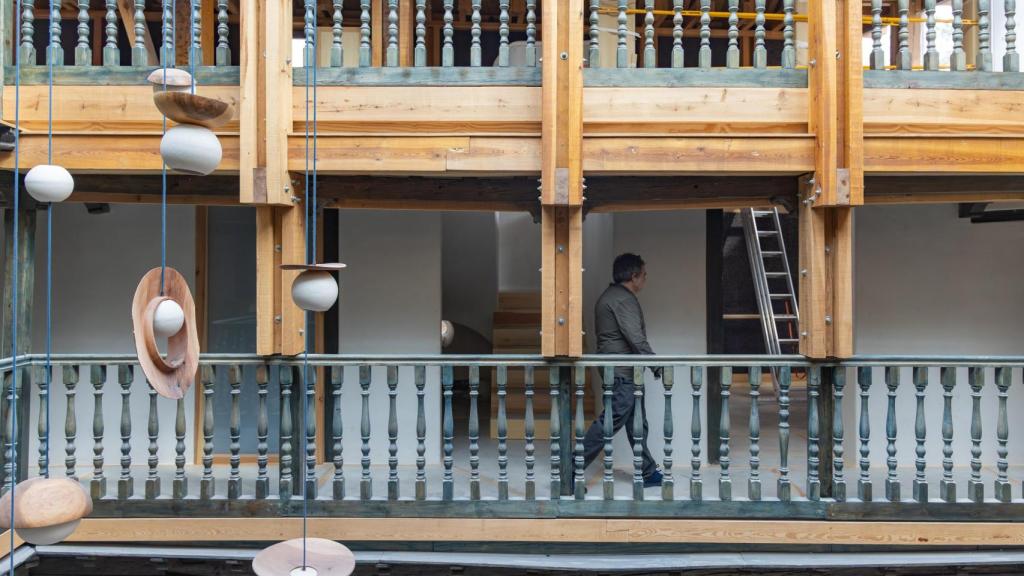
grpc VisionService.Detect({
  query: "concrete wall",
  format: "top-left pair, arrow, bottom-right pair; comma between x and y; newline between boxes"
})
338,211 -> 442,464
27,204 -> 196,471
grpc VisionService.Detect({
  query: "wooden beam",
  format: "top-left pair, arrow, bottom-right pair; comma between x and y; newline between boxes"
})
255,206 -> 278,355
540,0 -> 583,205
399,0 -> 414,67
797,177 -> 827,359
807,0 -> 838,205
541,205 -> 583,358
239,0 -> 292,205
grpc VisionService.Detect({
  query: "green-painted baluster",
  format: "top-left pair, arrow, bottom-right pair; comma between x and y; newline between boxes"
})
777,366 -> 791,501
469,366 -> 481,500
470,0 -> 482,67
526,0 -> 537,67
806,366 -> 820,501
200,366 -> 215,500
332,366 -> 345,500
228,365 -> 242,499
332,0 -> 344,67
442,0 -> 454,67
19,0 -> 34,65
896,0 -> 911,70
748,366 -> 761,501
2,371 -> 12,490
255,365 -> 269,499
602,366 -> 615,500
162,0 -> 175,66
550,367 -> 562,499
191,0 -> 203,66
672,0 -> 684,68
719,367 -> 732,501
304,365 -> 317,500
146,378 -> 160,499
939,367 -> 955,503
414,0 -> 426,67
1006,0 -> 1020,71
727,0 -> 739,68
885,367 -> 900,502
995,366 -> 1011,502
304,0 -> 315,68
132,0 -> 147,65
387,366 -> 399,500
699,0 -> 711,69
857,367 -> 872,501
360,0 -> 372,67
359,365 -> 371,500
279,365 -> 294,501
64,365 -> 78,480
498,0 -> 510,67
497,366 -> 509,500
387,0 -> 399,67
978,0 -> 993,71
91,365 -> 107,499
632,366 -> 645,500
870,0 -> 884,70
617,0 -> 628,68
414,366 -> 426,500
524,366 -> 536,500
754,0 -> 766,68
690,366 -> 703,501
951,0 -> 967,70
36,366 -> 49,478
590,0 -> 601,68
118,366 -> 133,499
173,397 -> 187,499
48,0 -> 62,65
573,366 -> 586,500
662,366 -> 674,501
442,365 -> 454,500
644,0 -> 655,68
832,368 -> 846,502
782,0 -> 795,69
912,367 -> 928,503
968,367 -> 984,502
924,0 -> 938,70
103,0 -> 118,66
216,0 -> 230,66
72,0 -> 88,66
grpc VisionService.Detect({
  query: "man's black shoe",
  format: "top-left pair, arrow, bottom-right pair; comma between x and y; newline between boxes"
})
643,470 -> 663,488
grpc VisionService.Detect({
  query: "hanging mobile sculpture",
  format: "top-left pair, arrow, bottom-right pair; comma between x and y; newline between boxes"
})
254,4 -> 351,575
0,0 -> 92,548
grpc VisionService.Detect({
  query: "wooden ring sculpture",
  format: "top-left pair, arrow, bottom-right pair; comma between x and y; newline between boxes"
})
0,477 -> 93,545
253,538 -> 355,576
132,267 -> 199,400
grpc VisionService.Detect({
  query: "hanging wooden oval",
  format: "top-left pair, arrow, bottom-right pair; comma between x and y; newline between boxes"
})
131,267 -> 199,400
253,538 -> 355,576
280,262 -> 347,271
153,91 -> 233,129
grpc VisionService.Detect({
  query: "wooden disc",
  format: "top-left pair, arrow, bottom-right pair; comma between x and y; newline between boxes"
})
153,91 -> 233,129
146,68 -> 194,89
132,267 -> 200,400
0,477 -> 92,529
253,538 -> 355,576
280,263 -> 347,272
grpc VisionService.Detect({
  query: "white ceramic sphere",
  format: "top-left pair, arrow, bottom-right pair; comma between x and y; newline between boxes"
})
441,320 -> 455,348
24,164 -> 74,203
291,270 -> 338,312
160,124 -> 222,176
153,299 -> 186,339
17,519 -> 80,546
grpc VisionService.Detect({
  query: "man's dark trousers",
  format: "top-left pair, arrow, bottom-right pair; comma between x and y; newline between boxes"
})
581,376 -> 658,478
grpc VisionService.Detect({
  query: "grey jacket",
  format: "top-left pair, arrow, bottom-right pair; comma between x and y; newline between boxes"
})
594,283 -> 661,381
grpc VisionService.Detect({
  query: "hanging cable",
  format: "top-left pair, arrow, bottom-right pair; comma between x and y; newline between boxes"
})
9,0 -> 23,571
43,0 -> 58,480
160,1 -> 176,295
301,4 -> 317,568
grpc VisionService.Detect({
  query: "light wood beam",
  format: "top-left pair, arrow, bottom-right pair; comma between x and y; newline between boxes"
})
541,205 -> 583,358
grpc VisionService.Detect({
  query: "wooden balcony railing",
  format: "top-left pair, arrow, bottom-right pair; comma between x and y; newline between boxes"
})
0,354 -> 1021,524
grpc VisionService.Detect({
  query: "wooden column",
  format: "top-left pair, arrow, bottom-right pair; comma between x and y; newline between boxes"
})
541,0 -> 584,358
801,0 -> 859,359
255,192 -> 306,357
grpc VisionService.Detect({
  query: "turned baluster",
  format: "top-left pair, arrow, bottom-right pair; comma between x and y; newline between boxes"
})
885,367 -> 900,502
360,0 -> 372,67
662,366 -> 675,501
279,366 -> 294,501
228,365 -> 242,499
470,0 -> 482,67
331,366 -> 344,500
782,0 -> 796,69
162,0 -> 175,66
48,0 -> 62,65
870,0 -> 885,70
145,377 -> 160,499
387,366 -> 399,500
524,366 -> 536,500
748,366 -> 761,501
939,367 -> 956,503
103,0 -> 118,66
672,0 -> 684,68
699,0 -> 712,69
719,367 -> 732,501
573,366 -> 586,500
832,368 -> 846,502
616,0 -> 628,68
968,367 -> 984,502
498,0 -> 510,67
913,367 -> 928,503
132,0 -> 147,65
255,365 -> 270,499
691,366 -> 704,501
525,0 -> 537,67
442,0 -> 454,67
496,366 -> 509,500
807,366 -> 820,501
200,366 -> 215,499
995,366 -> 1011,502
332,0 -> 344,67
62,366 -> 79,480
550,367 -> 563,499
602,366 -> 615,499
469,365 -> 480,500
442,365 -> 454,500
590,0 -> 601,68
36,366 -> 49,478
415,366 -> 427,500
924,0 -> 939,71
387,0 -> 399,67
644,0 -> 655,68
727,0 -> 739,68
118,365 -> 134,499
216,0 -> 230,66
754,0 -> 766,69
978,0 -> 993,71
857,367 -> 872,501
173,397 -> 187,499
359,365 -> 372,500
777,366 -> 792,501
951,0 -> 967,70
91,365 -> 107,499
191,0 -> 203,66
304,364 -> 317,500
1006,0 -> 1020,71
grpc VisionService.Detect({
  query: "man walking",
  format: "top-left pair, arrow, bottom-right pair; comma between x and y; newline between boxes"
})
581,253 -> 662,487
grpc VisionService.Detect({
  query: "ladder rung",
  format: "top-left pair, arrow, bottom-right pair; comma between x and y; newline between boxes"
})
769,293 -> 793,300
765,272 -> 789,278
774,314 -> 798,320
761,251 -> 783,257
778,338 -> 800,344
751,210 -> 775,216
757,231 -> 778,237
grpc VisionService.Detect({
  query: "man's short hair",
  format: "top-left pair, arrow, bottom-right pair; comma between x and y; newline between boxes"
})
613,253 -> 645,284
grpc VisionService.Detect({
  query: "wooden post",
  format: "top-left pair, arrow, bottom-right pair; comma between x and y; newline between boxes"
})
255,197 -> 306,356
541,0 -> 584,358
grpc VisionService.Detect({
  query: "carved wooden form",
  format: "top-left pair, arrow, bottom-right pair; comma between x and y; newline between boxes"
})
132,267 -> 199,400
253,538 -> 355,576
153,92 -> 233,129
0,476 -> 92,529
280,263 -> 347,272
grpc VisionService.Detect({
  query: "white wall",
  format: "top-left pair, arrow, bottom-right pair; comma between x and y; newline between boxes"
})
496,212 -> 540,292
338,211 -> 442,464
855,204 -> 1024,467
441,212 -> 497,341
27,204 -> 196,471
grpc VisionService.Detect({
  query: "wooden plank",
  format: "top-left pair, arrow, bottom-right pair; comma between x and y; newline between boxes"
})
798,177 -> 827,359
498,292 -> 541,310
864,70 -> 1024,90
863,138 -> 1024,172
6,66 -> 241,85
279,199 -> 305,356
583,68 -> 809,88
65,517 -> 1024,546
372,0 -> 384,67
582,137 -> 815,174
839,0 -> 863,206
0,134 -> 240,172
830,207 -> 853,358
540,0 -> 584,206
293,66 -> 541,86
255,206 -> 278,355
864,89 -> 1024,135
807,0 -> 838,206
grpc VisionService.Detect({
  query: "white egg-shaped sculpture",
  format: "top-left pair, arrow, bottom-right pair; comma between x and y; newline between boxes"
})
24,164 -> 74,203
441,320 -> 455,348
291,270 -> 339,312
0,476 -> 93,546
153,299 -> 186,339
160,124 -> 222,176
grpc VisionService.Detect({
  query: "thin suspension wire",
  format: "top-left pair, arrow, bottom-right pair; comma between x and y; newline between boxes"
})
161,2 -> 177,295
44,0 -> 58,473
10,0 -> 23,570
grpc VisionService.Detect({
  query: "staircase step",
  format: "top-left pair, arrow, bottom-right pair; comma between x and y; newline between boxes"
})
498,291 -> 541,311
